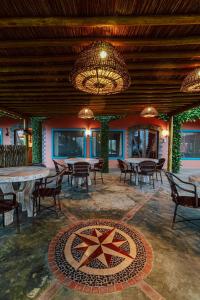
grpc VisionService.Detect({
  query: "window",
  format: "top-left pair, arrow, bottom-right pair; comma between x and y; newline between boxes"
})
129,128 -> 158,158
181,130 -> 200,159
53,129 -> 85,158
0,129 -> 2,144
91,130 -> 124,158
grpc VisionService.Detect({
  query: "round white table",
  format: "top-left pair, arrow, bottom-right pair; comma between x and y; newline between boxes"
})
125,158 -> 158,164
0,166 -> 50,225
189,175 -> 200,186
64,158 -> 99,165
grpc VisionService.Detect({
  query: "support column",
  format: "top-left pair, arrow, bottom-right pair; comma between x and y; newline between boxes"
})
31,117 -> 43,164
23,118 -> 29,165
95,115 -> 121,173
167,116 -> 173,172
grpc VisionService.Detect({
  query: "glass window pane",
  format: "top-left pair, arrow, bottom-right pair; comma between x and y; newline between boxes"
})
130,128 -> 158,158
92,131 -> 101,157
181,131 -> 200,158
0,129 -> 2,145
53,130 -> 84,157
91,130 -> 123,158
108,131 -> 123,157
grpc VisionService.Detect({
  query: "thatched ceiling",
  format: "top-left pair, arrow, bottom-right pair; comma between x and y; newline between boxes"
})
0,0 -> 200,117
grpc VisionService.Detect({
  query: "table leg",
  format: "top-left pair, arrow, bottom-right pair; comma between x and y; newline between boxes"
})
0,183 -> 15,226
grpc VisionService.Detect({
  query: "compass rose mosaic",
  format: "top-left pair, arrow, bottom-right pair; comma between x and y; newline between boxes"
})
48,219 -> 153,294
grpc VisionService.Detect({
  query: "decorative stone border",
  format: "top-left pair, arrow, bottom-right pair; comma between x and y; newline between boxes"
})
48,219 -> 153,294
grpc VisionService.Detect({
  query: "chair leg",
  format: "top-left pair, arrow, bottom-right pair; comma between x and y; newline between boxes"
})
57,195 -> 61,211
16,206 -> 20,233
152,176 -> 155,189
86,176 -> 89,193
94,171 -> 96,185
160,171 -> 163,184
119,172 -> 121,182
2,212 -> 5,227
172,204 -> 178,229
124,172 -> 127,183
101,171 -> 104,183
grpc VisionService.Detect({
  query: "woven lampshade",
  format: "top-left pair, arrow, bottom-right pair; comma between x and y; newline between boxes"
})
70,41 -> 131,95
78,107 -> 94,119
181,68 -> 200,92
141,106 -> 158,118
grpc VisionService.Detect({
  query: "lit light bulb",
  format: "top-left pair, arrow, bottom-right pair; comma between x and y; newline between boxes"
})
99,50 -> 107,59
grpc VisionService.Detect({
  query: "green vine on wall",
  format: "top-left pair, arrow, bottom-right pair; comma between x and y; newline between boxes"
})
31,117 -> 45,163
95,115 -> 122,172
159,106 -> 200,173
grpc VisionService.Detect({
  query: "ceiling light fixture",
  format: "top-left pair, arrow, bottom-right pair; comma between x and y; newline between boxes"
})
140,106 -> 158,118
70,41 -> 131,95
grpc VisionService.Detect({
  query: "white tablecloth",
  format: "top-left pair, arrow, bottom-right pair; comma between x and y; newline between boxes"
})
125,158 -> 158,165
0,166 -> 50,225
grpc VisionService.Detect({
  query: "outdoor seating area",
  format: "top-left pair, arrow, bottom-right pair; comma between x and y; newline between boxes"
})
0,1 -> 200,300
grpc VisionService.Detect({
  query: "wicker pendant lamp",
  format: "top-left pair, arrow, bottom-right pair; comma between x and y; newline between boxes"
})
70,41 -> 131,95
181,68 -> 200,92
78,107 -> 94,119
140,106 -> 158,118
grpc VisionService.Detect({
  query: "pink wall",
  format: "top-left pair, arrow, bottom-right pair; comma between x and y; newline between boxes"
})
43,115 -> 168,169
0,117 -> 23,144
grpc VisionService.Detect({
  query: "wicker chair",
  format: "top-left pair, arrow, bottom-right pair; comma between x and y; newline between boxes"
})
32,170 -> 65,216
117,159 -> 135,184
71,162 -> 90,192
0,192 -> 20,232
138,160 -> 156,189
165,172 -> 200,228
53,159 -> 72,183
90,158 -> 104,184
155,158 -> 165,183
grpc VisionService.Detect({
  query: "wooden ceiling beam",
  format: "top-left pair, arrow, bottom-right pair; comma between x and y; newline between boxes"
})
1,15 -> 200,27
0,78 -> 182,84
0,51 -> 200,64
0,63 -> 198,72
1,36 -> 200,48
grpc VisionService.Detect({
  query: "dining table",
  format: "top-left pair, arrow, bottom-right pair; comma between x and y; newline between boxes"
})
125,157 -> 158,184
0,166 -> 50,225
64,158 -> 99,186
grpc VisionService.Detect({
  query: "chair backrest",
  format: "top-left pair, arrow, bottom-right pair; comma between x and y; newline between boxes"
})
139,160 -> 156,173
117,159 -> 127,171
165,171 -> 198,207
156,158 -> 165,170
73,162 -> 90,175
94,158 -> 104,170
44,170 -> 65,192
53,160 -> 60,174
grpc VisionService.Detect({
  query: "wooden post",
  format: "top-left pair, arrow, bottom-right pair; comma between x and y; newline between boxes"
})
23,118 -> 29,165
167,116 -> 173,172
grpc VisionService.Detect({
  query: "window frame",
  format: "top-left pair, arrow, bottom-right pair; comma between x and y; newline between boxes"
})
181,129 -> 200,160
52,128 -> 86,159
90,128 -> 125,160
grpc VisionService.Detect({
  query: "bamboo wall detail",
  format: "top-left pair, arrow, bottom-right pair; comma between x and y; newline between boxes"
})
0,145 -> 26,167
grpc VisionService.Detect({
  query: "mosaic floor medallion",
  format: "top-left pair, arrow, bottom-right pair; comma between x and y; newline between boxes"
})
48,219 -> 153,294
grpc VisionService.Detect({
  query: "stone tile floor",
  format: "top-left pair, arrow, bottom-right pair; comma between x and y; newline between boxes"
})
0,169 -> 200,300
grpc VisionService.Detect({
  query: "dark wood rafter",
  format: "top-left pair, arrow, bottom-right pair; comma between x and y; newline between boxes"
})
1,15 -> 200,27
1,36 -> 200,49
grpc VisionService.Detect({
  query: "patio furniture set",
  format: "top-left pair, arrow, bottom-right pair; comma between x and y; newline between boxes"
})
117,157 -> 165,188
0,157 -> 200,232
